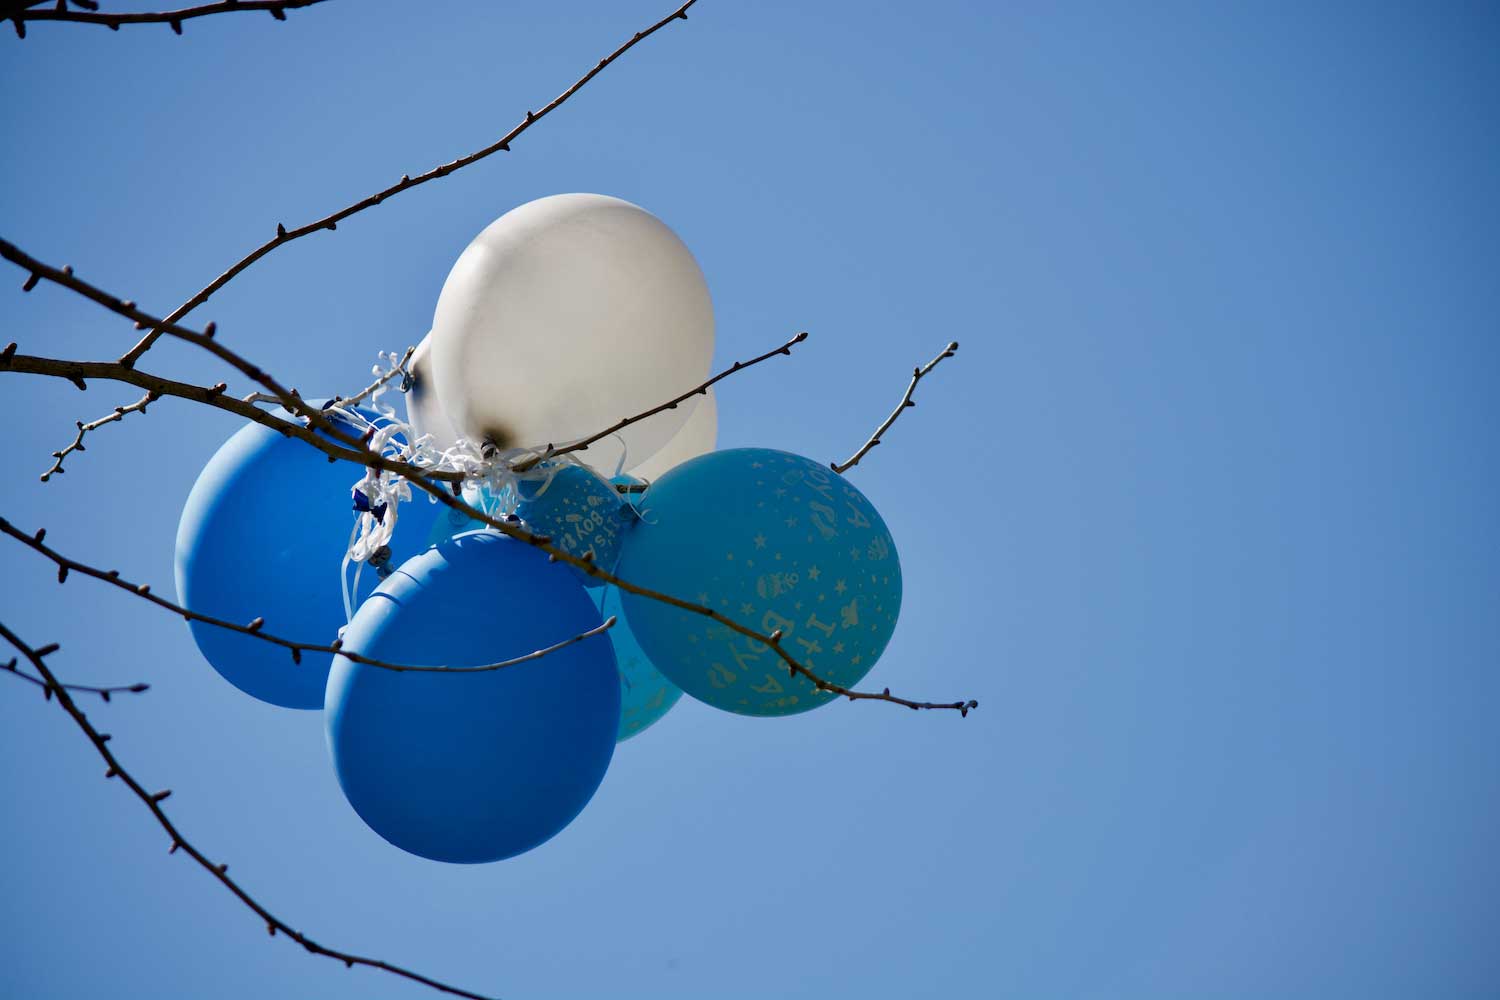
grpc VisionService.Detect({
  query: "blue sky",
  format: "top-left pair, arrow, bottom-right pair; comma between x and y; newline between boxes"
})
2,2 -> 1497,997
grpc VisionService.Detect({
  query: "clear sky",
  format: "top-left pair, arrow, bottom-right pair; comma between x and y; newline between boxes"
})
2,2 -> 1497,998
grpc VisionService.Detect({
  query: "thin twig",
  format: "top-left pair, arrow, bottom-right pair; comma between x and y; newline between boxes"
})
0,516 -> 616,675
831,341 -> 959,475
512,331 -> 808,472
10,0 -> 331,37
2,656 -> 149,701
116,0 -> 700,367
241,391 -> 285,406
0,621 -> 498,1000
1,244 -> 976,713
337,345 -> 414,408
41,389 -> 160,482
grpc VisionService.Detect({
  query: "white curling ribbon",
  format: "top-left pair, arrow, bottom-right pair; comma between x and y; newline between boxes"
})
331,346 -> 653,623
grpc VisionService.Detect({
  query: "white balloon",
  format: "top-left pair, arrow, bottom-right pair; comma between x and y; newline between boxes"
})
576,387 -> 719,480
403,333 -> 460,454
429,194 -> 714,462
627,389 -> 718,482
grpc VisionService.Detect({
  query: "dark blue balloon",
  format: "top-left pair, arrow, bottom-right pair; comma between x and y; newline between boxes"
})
617,449 -> 902,717
174,409 -> 441,709
325,532 -> 620,864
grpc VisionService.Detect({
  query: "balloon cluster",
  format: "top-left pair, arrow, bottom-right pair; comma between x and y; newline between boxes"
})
174,195 -> 903,864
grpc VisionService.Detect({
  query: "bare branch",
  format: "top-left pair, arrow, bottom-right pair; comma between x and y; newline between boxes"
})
2,655 -> 149,701
0,516 -> 615,675
513,331 -> 808,472
0,348 -> 463,484
116,0 -> 701,366
10,0 -> 332,36
41,389 -> 159,482
0,621 -> 498,1000
2,352 -> 975,711
831,341 -> 959,475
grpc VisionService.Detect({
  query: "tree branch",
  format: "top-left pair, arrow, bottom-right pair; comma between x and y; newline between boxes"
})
9,0 -> 332,38
512,331 -> 808,472
0,348 -> 463,484
0,516 -> 616,675
115,0 -> 700,366
0,620 -> 498,1000
831,340 -> 959,475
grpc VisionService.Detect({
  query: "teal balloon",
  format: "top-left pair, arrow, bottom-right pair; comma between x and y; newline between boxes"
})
515,463 -> 634,585
326,532 -> 619,863
616,448 -> 902,717
598,585 -> 682,741
174,408 -> 440,710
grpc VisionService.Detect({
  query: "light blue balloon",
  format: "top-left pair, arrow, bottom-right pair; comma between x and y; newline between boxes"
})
325,531 -> 619,864
174,408 -> 441,709
515,462 -> 634,585
598,585 -> 683,741
617,449 -> 902,717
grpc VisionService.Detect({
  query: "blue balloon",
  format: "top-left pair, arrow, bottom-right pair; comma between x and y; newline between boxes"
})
424,481 -> 677,742
616,449 -> 902,717
174,408 -> 441,709
515,462 -> 634,584
598,585 -> 682,741
325,532 -> 619,863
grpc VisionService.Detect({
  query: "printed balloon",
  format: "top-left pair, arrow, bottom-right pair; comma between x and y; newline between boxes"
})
616,449 -> 901,717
